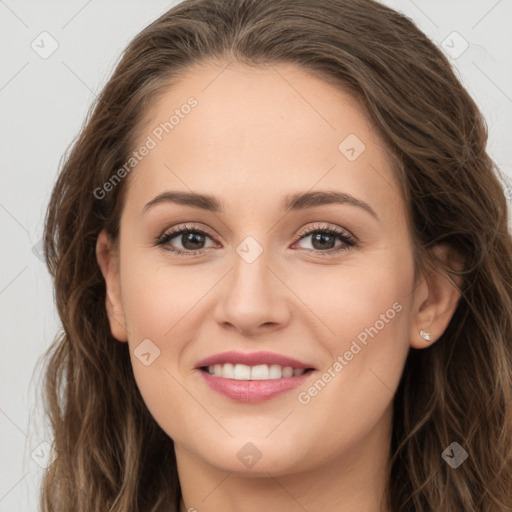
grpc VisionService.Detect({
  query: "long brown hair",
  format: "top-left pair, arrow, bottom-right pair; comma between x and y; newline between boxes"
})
39,0 -> 512,510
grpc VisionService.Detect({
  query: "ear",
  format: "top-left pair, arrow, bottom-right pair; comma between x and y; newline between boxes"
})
95,228 -> 128,342
409,244 -> 463,349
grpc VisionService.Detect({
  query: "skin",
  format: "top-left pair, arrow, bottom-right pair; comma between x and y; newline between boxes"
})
96,61 -> 461,512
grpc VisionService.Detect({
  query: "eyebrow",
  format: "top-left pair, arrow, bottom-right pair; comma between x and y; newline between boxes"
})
143,190 -> 378,220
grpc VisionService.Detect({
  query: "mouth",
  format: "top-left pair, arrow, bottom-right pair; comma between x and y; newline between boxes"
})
199,363 -> 315,380
194,351 -> 317,403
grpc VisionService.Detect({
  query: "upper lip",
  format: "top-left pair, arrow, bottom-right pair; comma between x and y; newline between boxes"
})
195,351 -> 316,370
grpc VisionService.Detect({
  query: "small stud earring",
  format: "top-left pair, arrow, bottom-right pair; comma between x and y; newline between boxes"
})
419,329 -> 431,342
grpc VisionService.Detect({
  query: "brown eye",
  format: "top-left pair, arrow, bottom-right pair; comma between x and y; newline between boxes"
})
293,225 -> 357,255
156,224 -> 217,255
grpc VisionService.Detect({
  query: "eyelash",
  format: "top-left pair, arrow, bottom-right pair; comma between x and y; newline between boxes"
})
155,222 -> 357,257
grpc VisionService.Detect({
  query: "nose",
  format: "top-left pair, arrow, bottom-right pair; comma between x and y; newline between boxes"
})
212,250 -> 291,336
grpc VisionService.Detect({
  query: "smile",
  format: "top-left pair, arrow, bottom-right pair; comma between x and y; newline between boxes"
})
201,363 -> 313,380
194,350 -> 317,403
197,365 -> 316,403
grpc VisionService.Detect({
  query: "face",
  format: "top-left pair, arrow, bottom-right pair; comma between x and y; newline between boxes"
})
97,61 -> 448,478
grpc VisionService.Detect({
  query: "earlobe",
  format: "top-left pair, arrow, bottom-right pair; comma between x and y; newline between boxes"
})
410,244 -> 463,349
95,229 -> 129,342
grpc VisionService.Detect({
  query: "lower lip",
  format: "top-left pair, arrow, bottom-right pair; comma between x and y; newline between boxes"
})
197,369 -> 315,404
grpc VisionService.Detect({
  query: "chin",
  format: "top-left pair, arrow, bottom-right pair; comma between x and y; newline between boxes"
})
193,437 -> 311,477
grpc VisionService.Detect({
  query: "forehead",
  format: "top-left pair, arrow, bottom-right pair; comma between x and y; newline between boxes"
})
125,61 -> 403,220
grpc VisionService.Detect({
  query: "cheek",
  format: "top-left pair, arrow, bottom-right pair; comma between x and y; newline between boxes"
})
289,265 -> 412,462
119,252 -> 209,340
286,250 -> 413,348
118,254 -> 218,416
118,256 -> 202,436
291,250 -> 413,403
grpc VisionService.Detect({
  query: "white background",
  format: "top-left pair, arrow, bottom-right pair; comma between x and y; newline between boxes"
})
1,1 -> 511,510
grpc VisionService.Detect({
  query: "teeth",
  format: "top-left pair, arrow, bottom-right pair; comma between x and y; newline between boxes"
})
205,363 -> 308,380
251,364 -> 270,380
221,363 -> 235,379
282,366 -> 293,378
234,364 -> 251,380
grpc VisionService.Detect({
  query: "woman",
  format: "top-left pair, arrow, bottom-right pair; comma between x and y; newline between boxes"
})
39,0 -> 512,510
